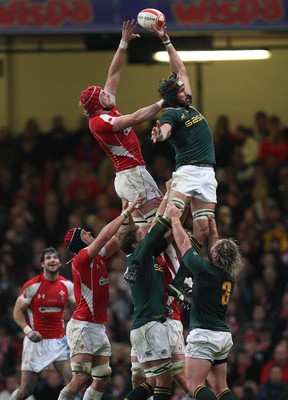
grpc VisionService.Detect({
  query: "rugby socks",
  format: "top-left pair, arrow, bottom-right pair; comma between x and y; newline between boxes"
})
58,387 -> 76,399
217,389 -> 237,400
194,385 -> 217,399
154,386 -> 172,400
124,382 -> 153,400
83,387 -> 104,400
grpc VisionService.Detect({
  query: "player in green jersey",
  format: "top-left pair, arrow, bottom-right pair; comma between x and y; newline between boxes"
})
148,25 -> 218,303
119,214 -> 174,400
166,203 -> 244,400
151,25 -> 217,252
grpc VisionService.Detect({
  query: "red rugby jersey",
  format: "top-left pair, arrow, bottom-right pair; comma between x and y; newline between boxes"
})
89,105 -> 145,172
19,274 -> 74,339
71,248 -> 109,324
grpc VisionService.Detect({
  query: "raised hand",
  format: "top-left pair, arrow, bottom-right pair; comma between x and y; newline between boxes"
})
151,120 -> 166,143
149,25 -> 169,42
122,20 -> 140,43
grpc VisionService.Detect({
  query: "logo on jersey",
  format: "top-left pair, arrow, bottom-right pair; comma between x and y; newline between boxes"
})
59,290 -> 66,302
123,127 -> 131,135
38,294 -> 46,299
185,113 -> 204,127
154,263 -> 163,272
99,277 -> 109,286
39,306 -> 61,313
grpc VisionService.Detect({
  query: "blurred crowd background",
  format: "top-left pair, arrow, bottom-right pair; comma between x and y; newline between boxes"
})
0,110 -> 288,400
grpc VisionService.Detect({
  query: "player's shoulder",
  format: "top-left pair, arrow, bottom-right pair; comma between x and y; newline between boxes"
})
22,274 -> 42,288
58,275 -> 73,285
58,275 -> 72,282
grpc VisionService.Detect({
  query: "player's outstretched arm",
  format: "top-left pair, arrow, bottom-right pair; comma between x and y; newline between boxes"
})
165,203 -> 192,258
87,195 -> 144,259
152,25 -> 192,96
104,20 -> 140,96
112,100 -> 163,132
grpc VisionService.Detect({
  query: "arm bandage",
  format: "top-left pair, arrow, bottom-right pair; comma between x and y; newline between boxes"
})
155,127 -> 167,142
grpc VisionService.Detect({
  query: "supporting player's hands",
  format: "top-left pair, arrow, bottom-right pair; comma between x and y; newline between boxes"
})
208,215 -> 218,237
122,20 -> 140,43
127,195 -> 145,213
27,330 -> 43,343
165,203 -> 182,220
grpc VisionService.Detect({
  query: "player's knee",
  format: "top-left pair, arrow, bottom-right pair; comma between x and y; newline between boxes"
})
144,361 -> 172,378
167,197 -> 186,213
171,360 -> 185,376
192,208 -> 215,222
91,362 -> 112,381
71,361 -> 92,377
131,361 -> 146,379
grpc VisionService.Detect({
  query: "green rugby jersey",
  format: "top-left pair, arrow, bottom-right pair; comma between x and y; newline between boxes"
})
128,222 -> 169,330
160,106 -> 216,170
182,247 -> 235,332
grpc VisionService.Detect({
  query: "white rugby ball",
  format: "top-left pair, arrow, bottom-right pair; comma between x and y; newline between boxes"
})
137,8 -> 166,30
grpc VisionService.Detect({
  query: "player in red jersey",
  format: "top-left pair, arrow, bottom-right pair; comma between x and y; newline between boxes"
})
11,247 -> 76,400
58,196 -> 143,400
79,20 -> 164,235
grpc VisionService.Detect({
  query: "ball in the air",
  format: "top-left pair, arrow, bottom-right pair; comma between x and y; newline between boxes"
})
137,8 -> 166,30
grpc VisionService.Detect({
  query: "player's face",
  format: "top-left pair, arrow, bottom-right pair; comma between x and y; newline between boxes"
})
177,85 -> 186,102
81,230 -> 95,245
209,239 -> 222,264
100,91 -> 115,109
42,252 -> 61,274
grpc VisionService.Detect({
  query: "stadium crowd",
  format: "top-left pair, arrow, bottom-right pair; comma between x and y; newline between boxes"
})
0,110 -> 288,400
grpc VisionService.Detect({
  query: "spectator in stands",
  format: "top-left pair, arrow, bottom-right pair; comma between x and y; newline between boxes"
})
259,115 -> 288,167
213,114 -> 236,168
259,340 -> 288,384
257,365 -> 288,400
252,111 -> 268,142
0,126 -> 17,169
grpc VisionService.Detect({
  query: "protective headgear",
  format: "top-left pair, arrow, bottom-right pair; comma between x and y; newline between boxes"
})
79,85 -> 104,116
64,227 -> 87,254
158,73 -> 191,109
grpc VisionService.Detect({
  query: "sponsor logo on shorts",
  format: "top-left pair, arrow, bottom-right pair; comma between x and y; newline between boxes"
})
160,349 -> 168,356
145,351 -> 153,357
39,306 -> 61,313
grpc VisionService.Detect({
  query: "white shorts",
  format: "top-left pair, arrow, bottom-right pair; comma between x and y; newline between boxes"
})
131,319 -> 184,358
130,320 -> 171,363
66,319 -> 111,357
171,165 -> 217,203
21,336 -> 70,373
163,318 -> 185,355
114,166 -> 162,203
185,328 -> 233,362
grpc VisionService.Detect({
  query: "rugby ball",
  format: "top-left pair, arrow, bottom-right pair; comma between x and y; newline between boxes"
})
137,8 -> 166,30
